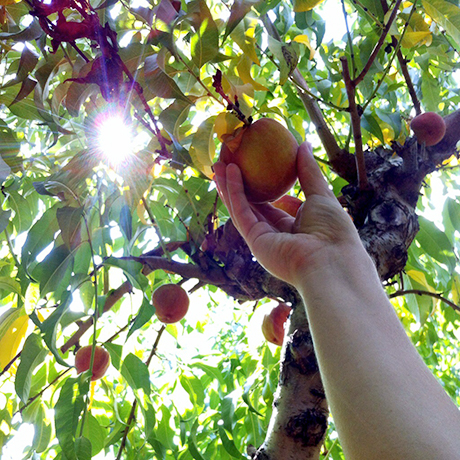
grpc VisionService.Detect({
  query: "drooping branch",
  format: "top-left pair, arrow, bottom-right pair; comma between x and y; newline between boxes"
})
389,289 -> 460,313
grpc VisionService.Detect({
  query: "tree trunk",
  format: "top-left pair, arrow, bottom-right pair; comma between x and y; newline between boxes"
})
250,299 -> 328,460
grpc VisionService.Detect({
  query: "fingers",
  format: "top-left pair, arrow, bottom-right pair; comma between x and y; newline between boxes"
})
297,142 -> 336,199
214,162 -> 261,240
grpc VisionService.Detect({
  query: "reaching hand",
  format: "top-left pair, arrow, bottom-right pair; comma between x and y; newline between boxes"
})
213,142 -> 362,288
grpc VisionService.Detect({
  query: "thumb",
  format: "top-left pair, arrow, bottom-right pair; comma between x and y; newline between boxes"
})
297,142 -> 335,199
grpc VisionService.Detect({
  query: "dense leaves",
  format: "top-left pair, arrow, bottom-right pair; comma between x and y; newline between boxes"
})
0,0 -> 459,459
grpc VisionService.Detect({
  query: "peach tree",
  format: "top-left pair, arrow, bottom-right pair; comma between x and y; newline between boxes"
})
0,0 -> 460,459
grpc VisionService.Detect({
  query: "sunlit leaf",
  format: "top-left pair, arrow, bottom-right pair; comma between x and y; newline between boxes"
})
15,333 -> 48,403
422,0 -> 460,46
293,0 -> 325,12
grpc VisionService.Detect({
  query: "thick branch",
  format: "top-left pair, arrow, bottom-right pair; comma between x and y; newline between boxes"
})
341,57 -> 368,190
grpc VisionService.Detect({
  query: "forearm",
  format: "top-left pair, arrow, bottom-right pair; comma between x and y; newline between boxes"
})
296,243 -> 460,460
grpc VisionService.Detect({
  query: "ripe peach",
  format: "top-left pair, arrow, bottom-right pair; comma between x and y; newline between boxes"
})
410,112 -> 446,146
261,303 -> 291,346
152,283 -> 189,323
220,118 -> 298,203
272,195 -> 303,217
75,345 -> 110,381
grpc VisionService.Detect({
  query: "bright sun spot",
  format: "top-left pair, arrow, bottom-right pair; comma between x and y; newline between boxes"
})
96,115 -> 134,166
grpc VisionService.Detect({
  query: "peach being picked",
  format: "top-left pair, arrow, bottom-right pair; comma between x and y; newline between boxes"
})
410,112 -> 446,147
262,302 -> 292,346
152,283 -> 189,323
219,118 -> 299,203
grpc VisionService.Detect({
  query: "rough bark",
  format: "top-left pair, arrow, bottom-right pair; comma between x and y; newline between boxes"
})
249,302 -> 328,460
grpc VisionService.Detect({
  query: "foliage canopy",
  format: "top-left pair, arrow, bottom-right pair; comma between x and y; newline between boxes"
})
0,0 -> 460,459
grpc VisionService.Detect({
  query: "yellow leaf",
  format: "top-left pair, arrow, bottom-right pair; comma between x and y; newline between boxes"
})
0,0 -> 19,5
214,112 -> 243,142
230,19 -> 260,65
0,310 -> 29,370
236,55 -> 268,91
292,34 -> 315,59
189,116 -> 217,178
406,270 -> 435,292
293,0 -> 325,12
401,30 -> 432,48
25,282 -> 40,314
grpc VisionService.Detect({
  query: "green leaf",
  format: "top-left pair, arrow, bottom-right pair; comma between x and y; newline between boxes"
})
0,277 -> 22,298
103,257 -> 148,291
15,333 -> 48,403
21,205 -> 59,272
128,297 -> 155,338
6,189 -> 33,234
422,0 -> 460,46
144,54 -> 190,102
179,373 -> 205,409
0,209 -> 11,234
188,419 -> 207,460
223,0 -> 260,41
55,378 -> 87,460
36,293 -> 72,367
32,244 -> 74,298
362,112 -> 385,144
32,404 -> 52,453
104,343 -> 123,371
56,207 -> 84,250
416,216 -> 456,271
420,72 -> 441,112
75,436 -> 92,460
81,414 -> 106,456
220,395 -> 236,432
188,0 -> 219,67
218,425 -> 245,459
121,353 -> 151,395
267,36 -> 298,85
0,120 -> 20,164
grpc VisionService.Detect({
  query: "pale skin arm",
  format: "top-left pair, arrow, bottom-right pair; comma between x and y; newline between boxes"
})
214,142 -> 460,460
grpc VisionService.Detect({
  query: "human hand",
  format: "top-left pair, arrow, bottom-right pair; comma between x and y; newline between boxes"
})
213,142 -> 362,288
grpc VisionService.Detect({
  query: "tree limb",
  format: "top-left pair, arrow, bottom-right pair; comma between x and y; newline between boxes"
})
389,289 -> 460,313
353,0 -> 403,86
341,56 -> 368,190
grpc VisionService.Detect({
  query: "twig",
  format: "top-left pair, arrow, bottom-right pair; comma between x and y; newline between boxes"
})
389,289 -> 460,313
60,280 -> 133,354
0,351 -> 21,378
341,56 -> 368,190
341,0 -> 356,78
380,0 -> 421,114
353,0 -> 403,86
17,368 -> 72,415
362,0 -> 418,112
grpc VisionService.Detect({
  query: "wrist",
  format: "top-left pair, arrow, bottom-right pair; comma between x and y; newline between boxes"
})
294,241 -> 383,303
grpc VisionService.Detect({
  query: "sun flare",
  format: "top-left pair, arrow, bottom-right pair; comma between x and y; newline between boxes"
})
96,114 -> 134,166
